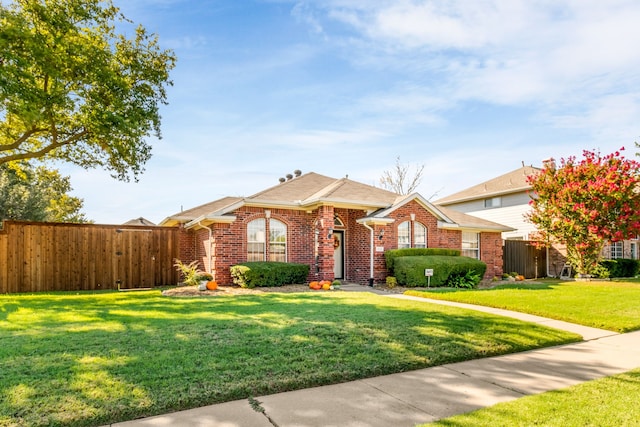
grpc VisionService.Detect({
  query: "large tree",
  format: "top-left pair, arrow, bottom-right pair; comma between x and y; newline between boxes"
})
0,162 -> 90,223
0,0 -> 176,181
526,148 -> 640,276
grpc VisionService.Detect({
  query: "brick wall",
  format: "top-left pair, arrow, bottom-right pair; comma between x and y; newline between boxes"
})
177,200 -> 505,285
480,232 -> 504,280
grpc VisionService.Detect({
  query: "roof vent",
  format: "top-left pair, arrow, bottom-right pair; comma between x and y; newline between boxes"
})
286,173 -> 293,181
294,169 -> 302,177
279,177 -> 286,184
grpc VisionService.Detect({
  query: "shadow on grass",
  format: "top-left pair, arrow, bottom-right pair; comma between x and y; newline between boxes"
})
0,291 -> 580,427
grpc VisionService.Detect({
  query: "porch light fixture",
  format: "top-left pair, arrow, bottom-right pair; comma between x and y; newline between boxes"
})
410,213 -> 416,221
265,209 -> 271,218
328,228 -> 333,239
378,229 -> 384,240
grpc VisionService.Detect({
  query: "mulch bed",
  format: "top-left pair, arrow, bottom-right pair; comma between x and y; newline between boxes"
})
161,284 -> 314,297
160,279 -> 511,297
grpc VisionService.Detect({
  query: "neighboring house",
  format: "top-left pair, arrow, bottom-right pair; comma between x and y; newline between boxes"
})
123,217 -> 156,226
435,165 -> 541,240
435,162 -> 640,277
159,172 -> 512,285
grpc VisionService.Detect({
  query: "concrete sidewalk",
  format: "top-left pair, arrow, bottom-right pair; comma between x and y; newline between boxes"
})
110,288 -> 640,427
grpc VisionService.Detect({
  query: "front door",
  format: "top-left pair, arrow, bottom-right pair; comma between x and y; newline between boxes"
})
333,231 -> 344,279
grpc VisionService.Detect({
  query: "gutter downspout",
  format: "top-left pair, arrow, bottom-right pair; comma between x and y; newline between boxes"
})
197,221 -> 214,274
362,222 -> 375,286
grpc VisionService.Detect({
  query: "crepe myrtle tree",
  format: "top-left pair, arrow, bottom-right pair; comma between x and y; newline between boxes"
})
0,0 -> 176,182
526,148 -> 640,276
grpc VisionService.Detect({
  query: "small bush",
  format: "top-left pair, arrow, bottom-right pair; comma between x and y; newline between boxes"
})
445,270 -> 482,289
600,259 -> 639,278
385,248 -> 460,274
230,262 -> 310,288
386,276 -> 397,289
394,255 -> 486,287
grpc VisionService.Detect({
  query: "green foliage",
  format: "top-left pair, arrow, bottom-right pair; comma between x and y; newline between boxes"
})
600,259 -> 639,278
173,259 -> 202,286
394,255 -> 486,287
230,262 -> 310,288
0,0 -> 176,181
527,149 -> 640,275
386,276 -> 397,288
385,248 -> 460,273
0,162 -> 90,222
445,270 -> 482,289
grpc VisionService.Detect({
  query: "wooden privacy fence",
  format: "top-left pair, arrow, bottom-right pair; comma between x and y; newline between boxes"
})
0,220 -> 179,293
503,240 -> 547,279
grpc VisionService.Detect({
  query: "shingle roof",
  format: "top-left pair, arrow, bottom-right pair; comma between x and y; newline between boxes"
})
435,165 -> 541,205
122,217 -> 156,226
436,206 -> 515,231
247,172 -> 398,206
158,171 -> 512,232
160,196 -> 242,226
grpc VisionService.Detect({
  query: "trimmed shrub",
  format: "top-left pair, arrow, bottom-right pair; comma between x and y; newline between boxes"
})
230,262 -> 310,288
394,255 -> 486,287
385,248 -> 461,274
599,258 -> 639,278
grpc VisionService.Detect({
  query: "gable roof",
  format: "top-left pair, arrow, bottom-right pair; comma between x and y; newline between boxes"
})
159,171 -> 512,232
123,217 -> 156,226
435,165 -> 541,205
248,172 -> 399,208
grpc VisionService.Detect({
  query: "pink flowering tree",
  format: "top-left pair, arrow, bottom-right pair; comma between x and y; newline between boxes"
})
526,148 -> 640,276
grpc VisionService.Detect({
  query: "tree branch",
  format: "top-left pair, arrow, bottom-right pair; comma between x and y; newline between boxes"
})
0,126 -> 49,152
0,129 -> 90,165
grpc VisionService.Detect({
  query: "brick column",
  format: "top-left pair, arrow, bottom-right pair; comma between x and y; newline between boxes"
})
316,206 -> 335,281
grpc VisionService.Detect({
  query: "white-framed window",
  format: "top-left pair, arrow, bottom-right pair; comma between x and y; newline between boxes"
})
247,219 -> 266,261
398,221 -> 411,249
397,221 -> 427,249
414,222 -> 427,248
607,241 -> 624,259
462,231 -> 480,259
247,218 -> 287,262
484,197 -> 501,208
269,219 -> 287,262
631,242 -> 638,260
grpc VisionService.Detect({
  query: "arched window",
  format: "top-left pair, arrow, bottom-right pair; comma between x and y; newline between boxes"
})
247,218 -> 287,262
247,219 -> 266,261
398,221 -> 411,249
397,220 -> 428,249
414,222 -> 427,248
269,219 -> 287,262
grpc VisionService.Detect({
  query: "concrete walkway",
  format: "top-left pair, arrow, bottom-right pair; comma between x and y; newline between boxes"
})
109,286 -> 640,427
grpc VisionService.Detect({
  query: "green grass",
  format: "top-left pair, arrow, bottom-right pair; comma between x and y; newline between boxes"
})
0,290 -> 580,427
405,279 -> 640,332
422,368 -> 640,427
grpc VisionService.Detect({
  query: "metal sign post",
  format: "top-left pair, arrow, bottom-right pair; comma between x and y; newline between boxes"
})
425,269 -> 434,287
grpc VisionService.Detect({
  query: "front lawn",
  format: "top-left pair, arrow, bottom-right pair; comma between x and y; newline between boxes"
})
423,368 -> 640,427
0,290 -> 579,426
406,279 -> 640,332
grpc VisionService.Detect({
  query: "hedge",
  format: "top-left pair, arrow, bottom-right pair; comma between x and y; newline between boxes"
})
385,248 -> 461,274
599,258 -> 639,278
230,262 -> 310,288
394,255 -> 486,287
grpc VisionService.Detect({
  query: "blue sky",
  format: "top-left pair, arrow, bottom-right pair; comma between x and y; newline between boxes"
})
64,0 -> 640,224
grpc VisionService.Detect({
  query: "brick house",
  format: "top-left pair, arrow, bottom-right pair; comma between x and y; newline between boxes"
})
159,172 -> 512,285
